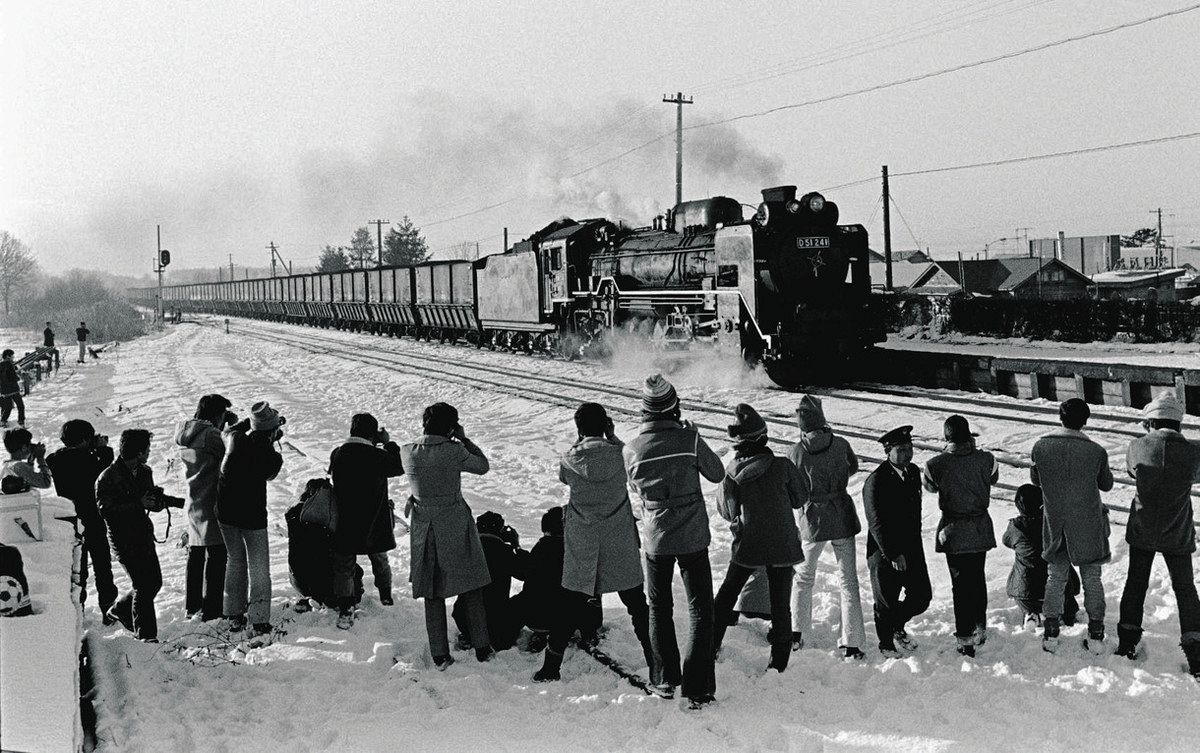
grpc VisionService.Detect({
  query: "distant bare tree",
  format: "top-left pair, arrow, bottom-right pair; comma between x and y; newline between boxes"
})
0,231 -> 39,317
438,241 -> 481,261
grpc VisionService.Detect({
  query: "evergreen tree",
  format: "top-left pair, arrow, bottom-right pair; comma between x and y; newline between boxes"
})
382,216 -> 430,266
348,227 -> 376,268
317,244 -> 350,272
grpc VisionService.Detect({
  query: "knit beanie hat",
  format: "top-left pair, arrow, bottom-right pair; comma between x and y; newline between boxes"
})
727,403 -> 767,441
796,395 -> 827,432
642,374 -> 679,416
250,401 -> 285,432
1144,392 -> 1184,422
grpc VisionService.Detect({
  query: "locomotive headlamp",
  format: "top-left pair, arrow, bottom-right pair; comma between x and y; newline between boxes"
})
808,194 -> 825,213
756,202 -> 771,227
786,199 -> 802,214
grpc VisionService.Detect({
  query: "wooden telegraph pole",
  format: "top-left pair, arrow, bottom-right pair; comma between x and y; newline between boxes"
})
662,92 -> 693,207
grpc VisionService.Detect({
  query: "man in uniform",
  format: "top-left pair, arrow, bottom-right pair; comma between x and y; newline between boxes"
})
862,426 -> 931,657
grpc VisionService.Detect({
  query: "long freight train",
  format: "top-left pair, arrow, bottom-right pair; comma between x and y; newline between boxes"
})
131,185 -> 884,387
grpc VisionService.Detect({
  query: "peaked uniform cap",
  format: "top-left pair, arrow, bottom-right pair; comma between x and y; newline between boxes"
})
1144,392 -> 1184,422
879,425 -> 913,448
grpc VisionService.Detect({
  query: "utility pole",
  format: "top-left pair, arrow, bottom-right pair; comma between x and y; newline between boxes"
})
370,219 -> 389,267
1149,207 -> 1169,267
154,225 -> 165,323
268,241 -> 278,277
662,92 -> 693,206
228,253 -> 234,280
503,227 -> 508,253
1016,227 -> 1032,255
882,165 -> 893,291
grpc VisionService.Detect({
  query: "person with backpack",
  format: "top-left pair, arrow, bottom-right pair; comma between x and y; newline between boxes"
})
216,402 -> 285,637
922,415 -> 999,657
1117,393 -> 1200,677
47,420 -> 117,620
286,478 -> 364,612
175,395 -> 234,621
96,429 -> 183,641
624,374 -> 724,708
76,321 -> 90,364
711,404 -> 804,673
0,350 -> 25,429
535,403 -> 653,682
400,402 -> 494,669
329,412 -> 404,629
1030,398 -> 1114,654
789,394 -> 866,660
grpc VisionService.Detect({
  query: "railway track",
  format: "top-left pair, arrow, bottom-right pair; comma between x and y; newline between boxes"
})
200,317 -> 1200,527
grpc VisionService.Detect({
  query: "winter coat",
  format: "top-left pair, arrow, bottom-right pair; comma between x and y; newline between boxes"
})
514,533 -> 568,632
216,426 -> 283,531
623,419 -> 724,556
454,531 -> 528,649
1030,429 -> 1114,566
174,419 -> 226,546
862,461 -> 924,561
47,444 -> 115,523
922,441 -> 998,554
285,501 -> 363,607
1125,428 -> 1200,555
76,327 -> 89,342
0,360 -> 20,396
1001,513 -> 1047,601
788,429 -> 860,542
1,459 -> 51,490
96,459 -> 180,561
400,435 -> 491,599
329,437 -> 404,554
560,436 -> 642,595
717,448 -> 805,567
43,328 -> 54,348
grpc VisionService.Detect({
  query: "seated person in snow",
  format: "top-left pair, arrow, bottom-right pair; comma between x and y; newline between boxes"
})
1001,484 -> 1080,628
512,506 -> 600,644
285,484 -> 364,611
2,428 -> 52,490
453,511 -> 528,650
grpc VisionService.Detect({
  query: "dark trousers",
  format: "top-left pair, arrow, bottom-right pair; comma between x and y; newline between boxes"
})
0,392 -> 25,425
1119,545 -> 1200,641
332,551 -> 392,608
111,548 -> 163,640
548,586 -> 650,656
79,513 -> 118,612
645,549 -> 715,700
186,544 -> 227,619
945,552 -> 988,639
426,588 -> 489,657
713,562 -> 793,667
868,551 -> 932,648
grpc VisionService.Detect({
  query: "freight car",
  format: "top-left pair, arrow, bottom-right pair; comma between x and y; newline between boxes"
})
133,184 -> 883,387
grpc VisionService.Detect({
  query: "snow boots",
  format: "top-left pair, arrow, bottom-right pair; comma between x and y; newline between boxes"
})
1115,625 -> 1142,660
841,646 -> 866,661
894,630 -> 919,652
336,608 -> 354,630
533,648 -> 564,682
767,639 -> 791,673
790,631 -> 804,652
379,590 -> 393,607
1042,617 -> 1061,654
432,654 -> 455,671
1084,621 -> 1106,655
1183,640 -> 1200,679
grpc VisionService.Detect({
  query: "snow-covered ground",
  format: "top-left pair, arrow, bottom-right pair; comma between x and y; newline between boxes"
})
884,331 -> 1200,369
10,322 -> 1199,752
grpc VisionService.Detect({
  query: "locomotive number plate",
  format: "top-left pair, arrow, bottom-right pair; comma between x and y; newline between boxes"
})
796,237 -> 830,249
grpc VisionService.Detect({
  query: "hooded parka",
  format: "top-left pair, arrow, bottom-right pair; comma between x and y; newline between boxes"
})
718,448 -> 805,567
788,429 -> 861,542
175,418 -> 227,546
560,436 -> 643,595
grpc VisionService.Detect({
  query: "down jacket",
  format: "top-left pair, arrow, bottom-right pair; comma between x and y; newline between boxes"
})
788,429 -> 861,542
175,418 -> 227,546
717,448 -> 805,567
560,436 -> 643,595
400,435 -> 492,599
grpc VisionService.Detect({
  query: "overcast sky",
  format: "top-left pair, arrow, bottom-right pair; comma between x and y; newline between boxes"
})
3,0 -> 1199,277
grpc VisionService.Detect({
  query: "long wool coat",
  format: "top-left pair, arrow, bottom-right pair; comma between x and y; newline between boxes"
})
329,437 -> 404,555
1126,428 -> 1200,555
560,436 -> 643,595
1030,428 -> 1114,565
175,419 -> 227,546
788,430 -> 861,542
400,435 -> 492,600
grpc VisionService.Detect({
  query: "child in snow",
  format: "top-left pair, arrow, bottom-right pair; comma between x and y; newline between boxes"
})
1001,484 -> 1080,628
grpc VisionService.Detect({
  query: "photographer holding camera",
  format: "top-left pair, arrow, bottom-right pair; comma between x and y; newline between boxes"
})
216,401 -> 285,637
328,412 -> 404,630
175,394 -> 235,621
96,429 -> 184,641
454,510 -> 528,650
47,420 -> 118,620
2,428 -> 52,490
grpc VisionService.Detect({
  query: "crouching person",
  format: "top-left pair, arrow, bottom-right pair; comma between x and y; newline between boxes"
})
711,404 -> 803,673
401,403 -> 494,669
330,412 -> 404,629
455,511 -> 527,650
863,426 -> 931,656
535,404 -> 652,682
96,429 -> 184,641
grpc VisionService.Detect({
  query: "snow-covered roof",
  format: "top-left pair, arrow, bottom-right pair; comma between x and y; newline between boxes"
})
1090,268 -> 1187,286
869,260 -> 934,290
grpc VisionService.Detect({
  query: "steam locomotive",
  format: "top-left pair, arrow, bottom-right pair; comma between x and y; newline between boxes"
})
136,185 -> 883,387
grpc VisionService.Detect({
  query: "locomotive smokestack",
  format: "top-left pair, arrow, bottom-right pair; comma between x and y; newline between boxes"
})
761,185 -> 797,203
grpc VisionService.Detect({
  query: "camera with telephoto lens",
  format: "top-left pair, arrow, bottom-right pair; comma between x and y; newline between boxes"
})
499,524 -> 519,548
143,485 -> 184,513
222,410 -> 239,429
91,434 -> 109,449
